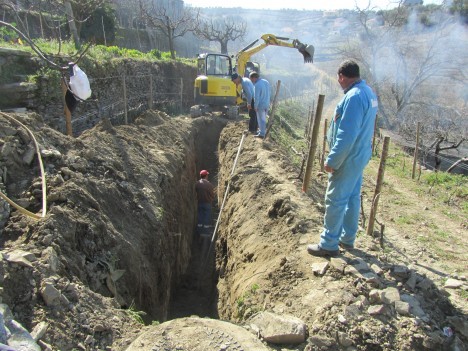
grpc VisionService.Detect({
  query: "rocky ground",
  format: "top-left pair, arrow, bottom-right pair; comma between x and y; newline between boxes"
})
0,110 -> 466,351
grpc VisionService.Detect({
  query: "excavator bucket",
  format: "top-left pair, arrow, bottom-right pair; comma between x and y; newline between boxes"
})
298,44 -> 315,63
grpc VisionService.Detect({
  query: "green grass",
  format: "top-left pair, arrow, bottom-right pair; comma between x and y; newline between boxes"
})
0,38 -> 197,65
395,215 -> 415,225
124,301 -> 146,324
416,235 -> 430,244
459,289 -> 468,300
434,230 -> 450,240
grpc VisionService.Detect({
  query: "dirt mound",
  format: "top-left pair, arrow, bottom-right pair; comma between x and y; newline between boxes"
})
126,317 -> 270,350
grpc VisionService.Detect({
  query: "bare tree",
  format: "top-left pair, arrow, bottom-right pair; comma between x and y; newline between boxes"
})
138,0 -> 199,59
194,15 -> 247,54
339,2 -> 466,131
428,134 -> 465,171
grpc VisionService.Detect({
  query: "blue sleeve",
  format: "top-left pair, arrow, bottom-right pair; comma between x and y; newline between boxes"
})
242,79 -> 254,102
326,94 -> 364,170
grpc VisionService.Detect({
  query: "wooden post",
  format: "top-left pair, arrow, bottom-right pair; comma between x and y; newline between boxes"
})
307,100 -> 315,147
101,16 -> 107,46
372,114 -> 378,155
302,94 -> 325,193
320,119 -> 328,172
148,75 -> 153,110
412,122 -> 421,179
305,105 -> 311,139
366,136 -> 390,237
265,80 -> 281,139
122,74 -> 128,124
180,78 -> 184,112
61,80 -> 73,136
39,13 -> 44,39
64,0 -> 81,49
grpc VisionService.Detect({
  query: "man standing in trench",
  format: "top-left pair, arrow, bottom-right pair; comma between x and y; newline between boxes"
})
231,73 -> 257,134
249,72 -> 270,139
195,170 -> 215,233
307,60 -> 378,257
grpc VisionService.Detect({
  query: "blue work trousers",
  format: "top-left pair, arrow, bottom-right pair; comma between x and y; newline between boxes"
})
319,163 -> 364,251
256,109 -> 267,136
197,202 -> 212,226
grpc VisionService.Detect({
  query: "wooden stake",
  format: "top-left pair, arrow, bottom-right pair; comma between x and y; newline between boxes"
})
180,77 -> 184,112
122,74 -> 128,124
372,114 -> 378,155
412,122 -> 420,179
61,80 -> 73,136
366,136 -> 390,237
302,94 -> 325,193
149,74 -> 153,110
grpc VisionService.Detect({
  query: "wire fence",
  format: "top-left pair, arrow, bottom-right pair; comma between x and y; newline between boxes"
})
66,73 -> 193,136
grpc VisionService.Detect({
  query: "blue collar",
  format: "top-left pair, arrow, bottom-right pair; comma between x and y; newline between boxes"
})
344,79 -> 362,94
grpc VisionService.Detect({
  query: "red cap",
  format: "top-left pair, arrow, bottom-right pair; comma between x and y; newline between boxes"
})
200,170 -> 209,176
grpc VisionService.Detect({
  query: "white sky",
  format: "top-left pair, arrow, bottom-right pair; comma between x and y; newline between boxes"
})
185,0 -> 444,11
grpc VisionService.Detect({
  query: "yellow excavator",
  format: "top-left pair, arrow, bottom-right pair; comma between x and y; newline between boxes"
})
190,34 -> 315,118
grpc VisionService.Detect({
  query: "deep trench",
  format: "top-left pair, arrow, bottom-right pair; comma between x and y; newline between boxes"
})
167,118 -> 228,320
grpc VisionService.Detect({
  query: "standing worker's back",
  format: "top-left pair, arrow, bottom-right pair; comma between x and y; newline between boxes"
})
307,59 -> 378,257
195,170 -> 215,230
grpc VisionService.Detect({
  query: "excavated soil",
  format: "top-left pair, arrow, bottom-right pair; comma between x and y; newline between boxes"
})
0,111 -> 466,351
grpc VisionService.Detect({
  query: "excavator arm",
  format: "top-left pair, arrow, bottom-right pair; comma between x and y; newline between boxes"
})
235,33 -> 315,78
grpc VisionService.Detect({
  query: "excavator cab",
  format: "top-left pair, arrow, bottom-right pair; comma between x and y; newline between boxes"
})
191,53 -> 238,118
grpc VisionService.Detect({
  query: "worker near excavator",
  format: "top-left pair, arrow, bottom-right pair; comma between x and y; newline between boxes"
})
249,72 -> 270,139
307,60 -> 378,257
195,170 -> 215,231
231,73 -> 257,134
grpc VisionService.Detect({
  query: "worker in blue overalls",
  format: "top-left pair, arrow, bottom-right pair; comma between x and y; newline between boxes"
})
307,60 -> 379,257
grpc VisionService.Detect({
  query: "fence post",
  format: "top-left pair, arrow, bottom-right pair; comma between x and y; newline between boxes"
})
149,74 -> 153,110
61,80 -> 73,136
320,119 -> 328,172
101,16 -> 107,46
412,122 -> 420,179
265,80 -> 281,139
122,74 -> 128,124
372,114 -> 378,155
305,105 -> 311,139
366,136 -> 390,237
180,78 -> 184,112
302,94 -> 325,193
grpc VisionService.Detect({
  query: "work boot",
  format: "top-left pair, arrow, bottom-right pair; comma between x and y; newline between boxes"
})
307,244 -> 339,257
339,242 -> 354,250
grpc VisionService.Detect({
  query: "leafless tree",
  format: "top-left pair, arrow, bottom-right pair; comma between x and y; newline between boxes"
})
428,133 -> 465,171
339,2 -> 466,131
137,0 -> 199,59
194,14 -> 247,54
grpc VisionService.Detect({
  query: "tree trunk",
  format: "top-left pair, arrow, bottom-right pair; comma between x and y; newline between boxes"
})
64,0 -> 81,50
168,28 -> 175,59
434,138 -> 443,171
220,40 -> 228,54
